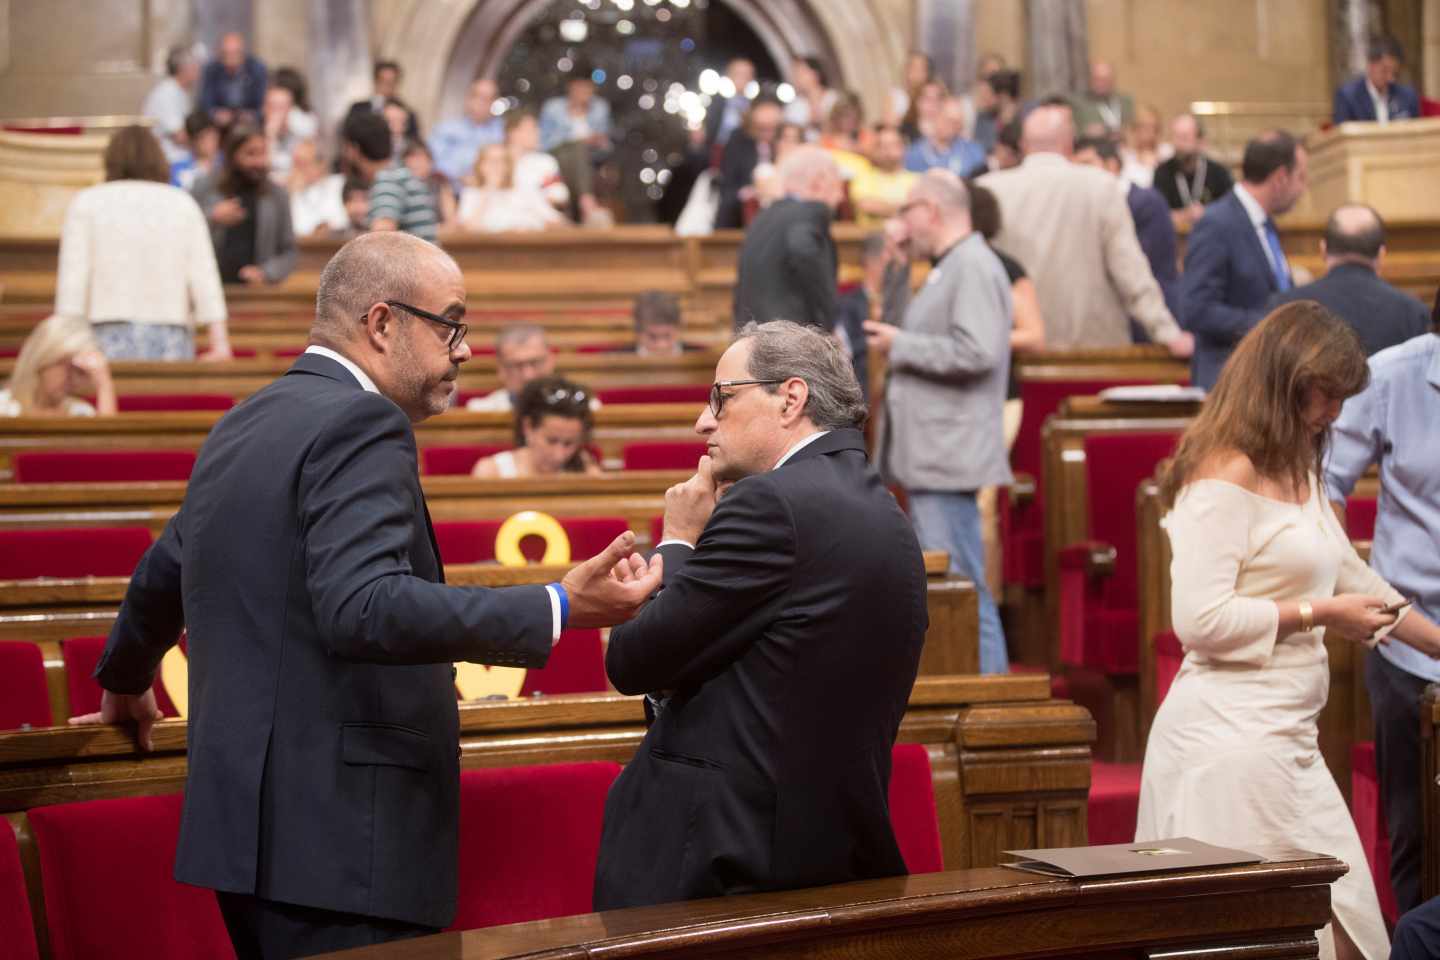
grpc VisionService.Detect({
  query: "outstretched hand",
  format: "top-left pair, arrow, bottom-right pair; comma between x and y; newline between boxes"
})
68,688 -> 164,752
562,531 -> 663,629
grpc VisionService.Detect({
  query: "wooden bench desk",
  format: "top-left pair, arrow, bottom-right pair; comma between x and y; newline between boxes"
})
316,852 -> 1346,960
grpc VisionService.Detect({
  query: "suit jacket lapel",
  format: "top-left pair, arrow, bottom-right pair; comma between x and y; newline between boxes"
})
1230,194 -> 1277,290
421,499 -> 444,584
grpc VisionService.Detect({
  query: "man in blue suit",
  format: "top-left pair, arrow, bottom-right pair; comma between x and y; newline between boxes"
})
1179,130 -> 1308,388
1334,36 -> 1421,124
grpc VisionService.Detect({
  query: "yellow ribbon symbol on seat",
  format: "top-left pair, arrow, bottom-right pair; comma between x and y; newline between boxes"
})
159,645 -> 189,718
454,511 -> 572,700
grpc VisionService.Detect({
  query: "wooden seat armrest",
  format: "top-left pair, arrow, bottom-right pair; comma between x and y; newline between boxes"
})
1058,540 -> 1117,578
1009,473 -> 1036,505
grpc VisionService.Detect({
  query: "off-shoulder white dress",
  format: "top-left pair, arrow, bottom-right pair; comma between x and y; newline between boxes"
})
1136,476 -> 1403,960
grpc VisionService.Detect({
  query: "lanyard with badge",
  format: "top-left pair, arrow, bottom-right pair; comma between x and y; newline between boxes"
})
1096,97 -> 1122,130
1174,156 -> 1208,207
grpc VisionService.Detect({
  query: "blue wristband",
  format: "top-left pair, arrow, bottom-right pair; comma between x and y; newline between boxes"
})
551,582 -> 569,629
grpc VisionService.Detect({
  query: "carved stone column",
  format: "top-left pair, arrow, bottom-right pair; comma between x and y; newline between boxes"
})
306,0 -> 372,154
1331,0 -> 1380,86
1025,0 -> 1088,97
915,0 -> 976,97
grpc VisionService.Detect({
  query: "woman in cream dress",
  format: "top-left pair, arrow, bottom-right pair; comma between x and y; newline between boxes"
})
1137,303 -> 1440,960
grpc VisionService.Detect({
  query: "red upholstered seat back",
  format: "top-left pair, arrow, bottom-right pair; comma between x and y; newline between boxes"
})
650,515 -> 664,547
1352,740 -> 1398,923
888,743 -> 943,874
622,442 -> 708,471
449,762 -> 622,930
0,527 -> 152,580
0,642 -> 51,731
575,342 -> 631,354
28,793 -> 234,960
1083,431 -> 1181,612
432,517 -> 629,564
596,385 -> 710,405
13,450 -> 197,484
1346,495 -> 1377,541
115,394 -> 235,412
61,636 -> 180,719
420,444 -> 509,475
518,629 -> 607,697
0,822 -> 39,960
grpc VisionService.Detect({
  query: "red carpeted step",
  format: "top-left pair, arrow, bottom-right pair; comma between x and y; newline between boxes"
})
1088,762 -> 1141,846
1351,741 -> 1398,924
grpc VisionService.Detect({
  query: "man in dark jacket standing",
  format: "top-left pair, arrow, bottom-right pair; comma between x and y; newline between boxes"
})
731,146 -> 843,333
76,233 -> 661,958
595,320 -> 928,909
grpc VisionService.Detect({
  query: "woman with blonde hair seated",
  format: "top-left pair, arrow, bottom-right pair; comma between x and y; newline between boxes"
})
1137,301 -> 1440,960
0,315 -> 117,417
472,376 -> 601,479
456,144 -> 566,233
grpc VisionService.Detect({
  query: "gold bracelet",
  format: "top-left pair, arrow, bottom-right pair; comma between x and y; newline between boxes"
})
1298,599 -> 1314,633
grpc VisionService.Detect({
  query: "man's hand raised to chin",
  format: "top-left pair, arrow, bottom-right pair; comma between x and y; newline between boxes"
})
561,531 -> 664,629
662,456 -> 721,545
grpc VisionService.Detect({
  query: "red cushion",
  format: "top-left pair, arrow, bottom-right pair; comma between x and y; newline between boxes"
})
575,342 -> 632,354
0,527 -> 152,580
1154,630 -> 1184,707
227,348 -> 257,358
622,442 -> 708,471
448,762 -> 621,930
433,517 -> 629,564
13,450 -> 196,484
1058,431 -> 1179,675
518,629 -> 607,696
0,822 -> 39,960
1346,495 -> 1377,541
28,794 -> 234,960
596,385 -> 710,405
420,444 -> 508,476
61,636 -> 179,720
0,642 -> 51,731
1088,761 -> 1141,845
115,394 -> 234,412
888,743 -> 943,873
454,390 -> 496,407
0,348 -> 19,359
273,347 -> 306,358
1351,741 -> 1398,924
1004,379 -> 1158,588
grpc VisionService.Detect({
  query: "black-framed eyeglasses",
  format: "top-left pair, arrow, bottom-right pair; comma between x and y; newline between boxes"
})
709,379 -> 784,417
368,299 -> 468,351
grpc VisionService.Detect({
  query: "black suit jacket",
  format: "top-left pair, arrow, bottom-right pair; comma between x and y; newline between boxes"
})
593,430 -> 929,909
1270,262 -> 1430,357
95,353 -> 552,928
713,130 -> 765,230
732,197 -> 837,333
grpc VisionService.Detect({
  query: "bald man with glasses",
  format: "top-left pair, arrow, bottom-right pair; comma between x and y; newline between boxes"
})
76,233 -> 661,958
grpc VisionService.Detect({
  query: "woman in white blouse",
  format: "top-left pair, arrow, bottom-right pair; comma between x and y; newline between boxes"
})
55,125 -> 231,361
1137,302 -> 1440,960
457,145 -> 567,234
0,314 -> 116,417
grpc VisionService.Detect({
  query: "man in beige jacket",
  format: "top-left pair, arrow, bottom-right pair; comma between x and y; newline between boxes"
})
978,106 -> 1193,356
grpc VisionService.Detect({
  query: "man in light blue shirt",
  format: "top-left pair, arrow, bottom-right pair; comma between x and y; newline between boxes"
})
428,78 -> 504,190
904,98 -> 987,179
1325,309 -> 1440,917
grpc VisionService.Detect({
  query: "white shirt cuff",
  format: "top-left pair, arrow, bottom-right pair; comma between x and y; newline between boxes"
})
656,539 -> 696,550
544,584 -> 563,644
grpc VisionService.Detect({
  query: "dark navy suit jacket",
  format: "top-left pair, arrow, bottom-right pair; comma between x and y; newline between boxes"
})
95,352 -> 553,928
1129,184 -> 1181,324
1333,75 -> 1421,124
1180,191 -> 1286,388
1270,262 -> 1430,357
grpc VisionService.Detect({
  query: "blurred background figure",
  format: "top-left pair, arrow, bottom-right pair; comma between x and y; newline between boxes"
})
472,376 -> 602,479
193,124 -> 297,287
0,315 -> 116,417
457,144 -> 566,233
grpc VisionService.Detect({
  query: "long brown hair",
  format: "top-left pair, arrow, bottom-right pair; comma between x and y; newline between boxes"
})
103,125 -> 170,184
217,124 -> 270,197
1158,301 -> 1369,509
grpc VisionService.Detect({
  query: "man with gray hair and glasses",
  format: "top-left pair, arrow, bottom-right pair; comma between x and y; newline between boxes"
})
74,232 -> 662,956
865,169 -> 1012,673
465,322 -> 556,412
595,319 -> 929,909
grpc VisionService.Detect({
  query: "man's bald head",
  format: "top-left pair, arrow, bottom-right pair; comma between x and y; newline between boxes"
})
779,145 -> 842,206
313,233 -> 460,346
912,168 -> 970,215
1021,105 -> 1075,158
1090,61 -> 1115,95
1323,204 -> 1386,265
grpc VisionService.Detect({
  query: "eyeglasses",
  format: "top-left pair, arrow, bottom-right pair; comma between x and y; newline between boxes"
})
709,379 -> 784,418
368,300 -> 468,351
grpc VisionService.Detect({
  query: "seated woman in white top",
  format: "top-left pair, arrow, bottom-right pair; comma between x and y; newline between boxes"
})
457,145 -> 567,234
56,125 -> 231,362
0,314 -> 117,417
472,376 -> 602,479
1137,302 -> 1440,960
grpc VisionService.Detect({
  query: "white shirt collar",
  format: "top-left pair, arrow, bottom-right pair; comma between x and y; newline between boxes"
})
1366,79 -> 1391,122
1233,183 -> 1270,229
304,345 -> 379,394
772,430 -> 829,470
